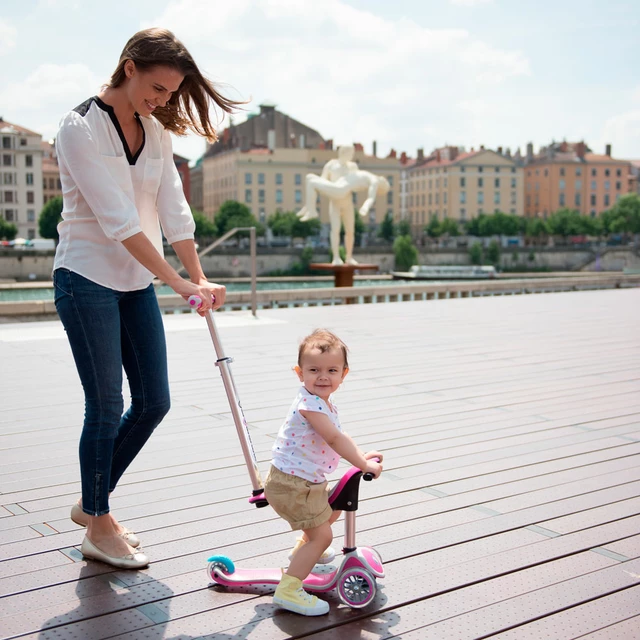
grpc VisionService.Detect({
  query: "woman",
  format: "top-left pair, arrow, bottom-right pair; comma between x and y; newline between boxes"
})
54,28 -> 243,569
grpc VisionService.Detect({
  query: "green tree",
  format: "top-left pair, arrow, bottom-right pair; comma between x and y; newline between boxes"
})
605,193 -> 640,240
425,216 -> 441,239
214,200 -> 264,238
378,211 -> 395,242
393,234 -> 418,271
397,219 -> 412,237
267,210 -> 295,237
525,217 -> 549,246
191,208 -> 216,239
468,241 -> 483,265
546,208 -> 584,241
485,239 -> 501,267
38,196 -> 63,241
291,214 -> 321,240
0,218 -> 18,241
439,218 -> 460,237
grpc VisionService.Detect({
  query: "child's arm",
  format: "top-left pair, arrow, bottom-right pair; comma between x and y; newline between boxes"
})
299,410 -> 383,478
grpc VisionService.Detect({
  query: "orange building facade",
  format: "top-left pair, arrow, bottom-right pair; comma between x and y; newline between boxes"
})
524,142 -> 632,218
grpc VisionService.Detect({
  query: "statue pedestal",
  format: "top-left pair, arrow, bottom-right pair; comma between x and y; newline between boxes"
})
310,263 -> 379,288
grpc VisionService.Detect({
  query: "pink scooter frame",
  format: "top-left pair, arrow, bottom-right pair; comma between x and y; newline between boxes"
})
190,296 -> 384,607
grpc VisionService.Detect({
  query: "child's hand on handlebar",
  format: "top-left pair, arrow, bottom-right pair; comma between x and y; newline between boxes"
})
363,451 -> 383,479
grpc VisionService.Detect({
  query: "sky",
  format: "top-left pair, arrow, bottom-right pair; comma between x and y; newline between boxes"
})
2,0 -> 639,164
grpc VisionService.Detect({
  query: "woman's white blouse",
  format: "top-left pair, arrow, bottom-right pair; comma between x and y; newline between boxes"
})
54,96 -> 195,291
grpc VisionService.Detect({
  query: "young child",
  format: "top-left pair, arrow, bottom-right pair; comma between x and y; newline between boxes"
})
264,329 -> 383,616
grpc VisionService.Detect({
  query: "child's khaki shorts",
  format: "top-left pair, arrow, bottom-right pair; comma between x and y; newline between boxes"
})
264,465 -> 333,531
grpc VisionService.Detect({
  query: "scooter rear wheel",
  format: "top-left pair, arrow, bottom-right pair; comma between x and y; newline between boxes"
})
207,555 -> 235,580
338,567 -> 376,608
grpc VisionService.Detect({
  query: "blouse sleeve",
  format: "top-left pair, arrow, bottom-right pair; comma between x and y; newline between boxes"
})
297,391 -> 333,416
55,111 -> 142,242
157,127 -> 196,244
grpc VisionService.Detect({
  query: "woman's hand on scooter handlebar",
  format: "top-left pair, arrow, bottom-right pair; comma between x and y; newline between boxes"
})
180,282 -> 225,316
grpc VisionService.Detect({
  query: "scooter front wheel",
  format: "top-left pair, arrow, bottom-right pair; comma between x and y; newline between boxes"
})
338,567 -> 376,608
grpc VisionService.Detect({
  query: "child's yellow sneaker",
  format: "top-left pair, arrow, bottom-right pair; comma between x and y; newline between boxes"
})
288,537 -> 336,564
273,574 -> 330,616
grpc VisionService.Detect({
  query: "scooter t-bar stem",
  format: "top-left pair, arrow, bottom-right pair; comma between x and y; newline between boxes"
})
188,296 -> 265,498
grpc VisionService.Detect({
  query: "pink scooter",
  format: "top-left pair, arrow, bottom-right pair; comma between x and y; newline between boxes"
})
189,296 -> 385,608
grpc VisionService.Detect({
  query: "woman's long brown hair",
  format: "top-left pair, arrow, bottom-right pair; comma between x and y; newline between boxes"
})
108,28 -> 244,143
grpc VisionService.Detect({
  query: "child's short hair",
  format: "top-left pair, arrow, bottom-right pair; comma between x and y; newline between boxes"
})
298,329 -> 349,369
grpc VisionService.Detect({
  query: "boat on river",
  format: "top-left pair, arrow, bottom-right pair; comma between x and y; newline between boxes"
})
390,265 -> 497,280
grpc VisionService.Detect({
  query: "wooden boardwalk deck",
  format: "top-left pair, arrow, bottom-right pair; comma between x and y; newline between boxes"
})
0,287 -> 639,639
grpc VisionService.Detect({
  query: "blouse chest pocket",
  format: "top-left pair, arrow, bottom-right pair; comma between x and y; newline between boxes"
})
143,158 -> 164,196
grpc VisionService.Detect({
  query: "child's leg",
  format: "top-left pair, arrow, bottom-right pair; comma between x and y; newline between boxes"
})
287,521 -> 333,581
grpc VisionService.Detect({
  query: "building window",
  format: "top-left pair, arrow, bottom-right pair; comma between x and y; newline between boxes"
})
27,228 -> 36,240
604,194 -> 610,206
575,193 -> 581,206
591,168 -> 597,176
276,189 -> 283,204
42,177 -> 47,189
575,180 -> 582,190
559,179 -> 565,190
494,178 -> 500,188
295,174 -> 302,186
460,208 -> 466,218
526,195 -> 531,207
495,167 -> 500,173
2,155 -> 11,166
591,180 -> 596,190
3,173 -> 13,185
258,189 -> 265,203
544,168 -> 548,177
295,189 -> 302,204
591,194 -> 596,206
478,166 -> 483,173
258,207 -> 265,222
387,175 -> 394,187
478,177 -> 483,187
27,209 -> 35,222
275,173 -> 283,185
604,180 -> 610,191
25,155 -> 33,167
245,189 -> 252,203
460,167 -> 466,173
26,173 -> 34,185
460,177 -> 466,187
616,181 -> 621,190
511,192 -> 516,205
511,167 -> 516,173
510,178 -> 516,189
560,167 -> 565,176
443,192 -> 447,204
244,173 -> 252,185
4,190 -> 13,203
478,192 -> 484,204
559,193 -> 565,206
428,193 -> 432,205
258,173 -> 265,185
494,192 -> 500,204
2,137 -> 11,149
590,210 -> 596,217
387,191 -> 393,205
605,168 -> 610,177
20,138 -> 27,147
459,191 -> 466,204
49,177 -> 55,189
5,209 -> 15,221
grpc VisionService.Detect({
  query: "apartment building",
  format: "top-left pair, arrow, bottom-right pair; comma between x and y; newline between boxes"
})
524,141 -> 633,217
404,146 -> 524,227
1,118 -> 43,239
201,104 -> 403,225
41,140 -> 61,206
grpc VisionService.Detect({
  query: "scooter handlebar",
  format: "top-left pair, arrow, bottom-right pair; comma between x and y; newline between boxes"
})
363,456 -> 381,481
188,294 -> 216,309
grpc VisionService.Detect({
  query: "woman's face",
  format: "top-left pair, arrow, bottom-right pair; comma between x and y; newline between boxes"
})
124,61 -> 184,116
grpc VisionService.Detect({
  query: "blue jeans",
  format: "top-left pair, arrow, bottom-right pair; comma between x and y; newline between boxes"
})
54,268 -> 171,516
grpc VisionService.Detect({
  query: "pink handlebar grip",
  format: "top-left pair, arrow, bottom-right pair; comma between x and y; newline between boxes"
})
188,294 -> 215,309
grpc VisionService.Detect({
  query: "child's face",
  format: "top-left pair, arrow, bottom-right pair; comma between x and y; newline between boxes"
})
295,347 -> 348,401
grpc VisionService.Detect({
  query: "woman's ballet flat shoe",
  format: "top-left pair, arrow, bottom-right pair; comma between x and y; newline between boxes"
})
71,503 -> 141,548
80,536 -> 149,569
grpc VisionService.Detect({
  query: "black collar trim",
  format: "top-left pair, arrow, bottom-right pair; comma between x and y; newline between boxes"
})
94,96 -> 145,166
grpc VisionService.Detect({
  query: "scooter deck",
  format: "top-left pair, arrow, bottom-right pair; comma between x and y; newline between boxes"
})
211,566 -> 338,590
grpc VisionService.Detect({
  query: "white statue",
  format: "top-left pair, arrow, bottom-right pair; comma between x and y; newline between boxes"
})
297,144 -> 390,265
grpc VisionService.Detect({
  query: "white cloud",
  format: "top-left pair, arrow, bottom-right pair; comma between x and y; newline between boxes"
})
148,0 -> 530,158
0,63 -> 103,138
598,110 -> 640,158
449,0 -> 494,6
0,19 -> 17,55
